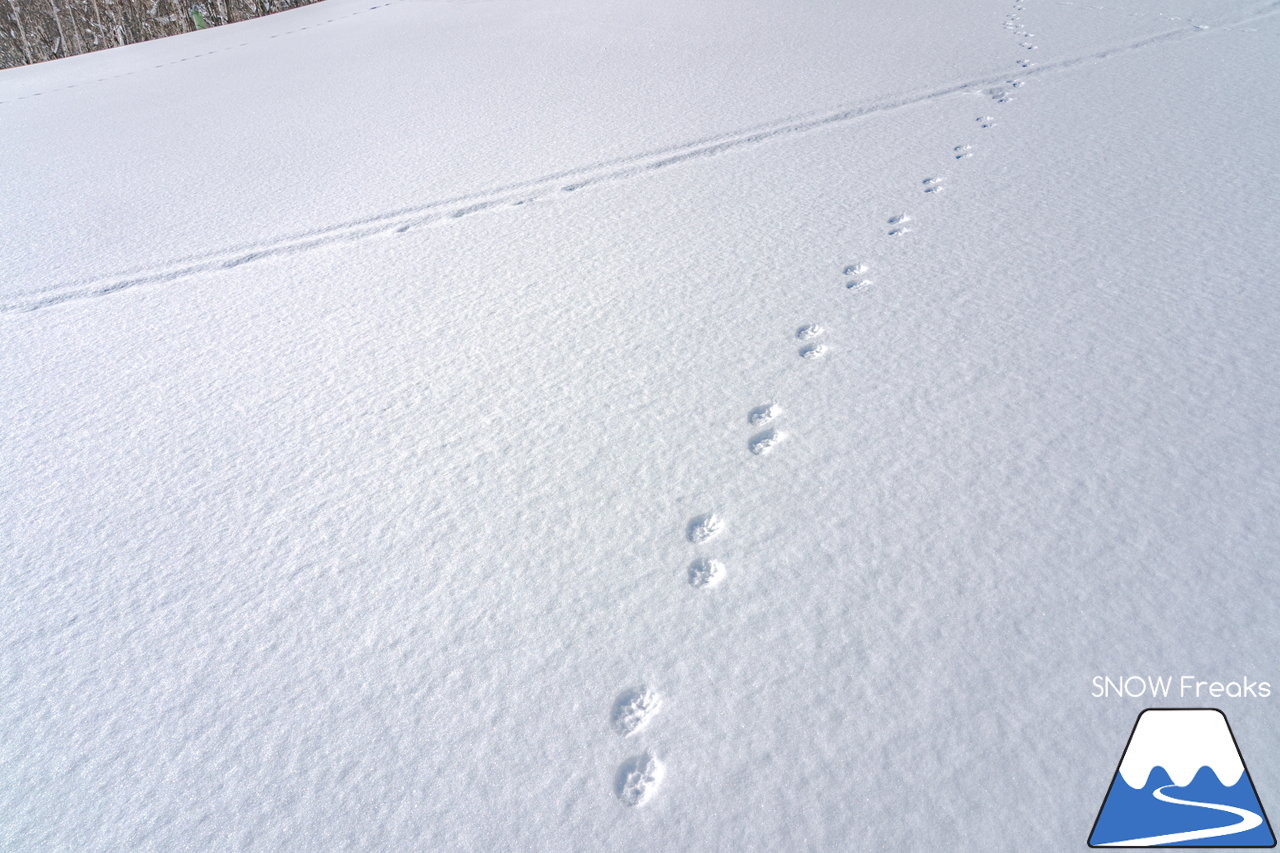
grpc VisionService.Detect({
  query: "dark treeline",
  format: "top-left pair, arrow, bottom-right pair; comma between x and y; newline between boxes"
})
1,0 -> 320,69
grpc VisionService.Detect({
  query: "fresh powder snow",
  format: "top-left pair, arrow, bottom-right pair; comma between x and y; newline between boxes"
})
2,0 -> 1279,849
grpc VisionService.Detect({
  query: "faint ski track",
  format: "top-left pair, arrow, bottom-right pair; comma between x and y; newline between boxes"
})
3,3 -> 1277,315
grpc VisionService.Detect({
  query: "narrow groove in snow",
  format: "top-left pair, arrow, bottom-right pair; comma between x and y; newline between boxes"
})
3,4 -> 1276,315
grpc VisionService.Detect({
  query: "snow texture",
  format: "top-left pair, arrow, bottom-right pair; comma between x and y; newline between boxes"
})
2,0 -> 1280,849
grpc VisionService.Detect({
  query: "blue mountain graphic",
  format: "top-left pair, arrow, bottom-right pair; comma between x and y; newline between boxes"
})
1091,765 -> 1275,848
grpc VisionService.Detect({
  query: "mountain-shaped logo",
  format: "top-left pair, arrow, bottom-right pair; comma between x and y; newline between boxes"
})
1089,708 -> 1275,847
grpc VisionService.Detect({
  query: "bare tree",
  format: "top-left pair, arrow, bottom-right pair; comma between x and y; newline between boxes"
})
4,0 -> 36,65
87,0 -> 107,47
47,0 -> 69,59
1,0 -> 321,68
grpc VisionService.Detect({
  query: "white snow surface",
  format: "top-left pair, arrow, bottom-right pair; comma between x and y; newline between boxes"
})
3,0 -> 1280,849
1118,710 -> 1245,789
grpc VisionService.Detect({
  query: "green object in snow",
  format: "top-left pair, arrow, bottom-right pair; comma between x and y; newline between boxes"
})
190,7 -> 208,28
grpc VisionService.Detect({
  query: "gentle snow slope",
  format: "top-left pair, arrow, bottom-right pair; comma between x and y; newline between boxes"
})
3,0 -> 1279,850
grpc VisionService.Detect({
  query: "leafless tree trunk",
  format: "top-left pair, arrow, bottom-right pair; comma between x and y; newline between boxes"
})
67,0 -> 85,55
47,0 -> 68,58
88,0 -> 107,46
7,0 -> 34,64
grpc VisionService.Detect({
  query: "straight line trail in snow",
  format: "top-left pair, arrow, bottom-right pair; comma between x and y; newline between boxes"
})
3,1 -> 1277,315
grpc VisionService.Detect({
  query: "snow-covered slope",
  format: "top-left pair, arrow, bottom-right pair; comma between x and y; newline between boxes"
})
3,0 -> 1279,850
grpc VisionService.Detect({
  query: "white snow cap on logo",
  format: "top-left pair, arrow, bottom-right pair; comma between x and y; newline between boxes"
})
1118,709 -> 1245,789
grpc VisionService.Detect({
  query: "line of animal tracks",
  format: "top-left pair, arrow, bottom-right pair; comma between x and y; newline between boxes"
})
605,0 -> 1054,808
4,0 -> 1275,315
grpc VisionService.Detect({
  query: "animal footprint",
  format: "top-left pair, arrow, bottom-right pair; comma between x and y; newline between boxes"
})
687,513 -> 725,544
888,213 -> 912,225
616,752 -> 664,807
977,116 -> 996,128
748,428 -> 785,456
954,144 -> 973,159
846,278 -> 873,289
923,176 -> 944,193
799,342 -> 827,359
611,687 -> 662,737
748,402 -> 782,426
747,402 -> 782,427
687,557 -> 726,589
796,323 -> 824,341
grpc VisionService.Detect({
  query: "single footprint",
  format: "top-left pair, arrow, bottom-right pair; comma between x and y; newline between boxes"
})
888,213 -> 912,225
687,557 -> 726,589
796,323 -> 825,341
846,278 -> 873,289
687,513 -> 725,544
843,262 -> 868,276
799,342 -> 827,359
888,226 -> 914,237
748,428 -> 785,456
748,402 -> 782,426
611,687 -> 662,737
616,752 -> 665,807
